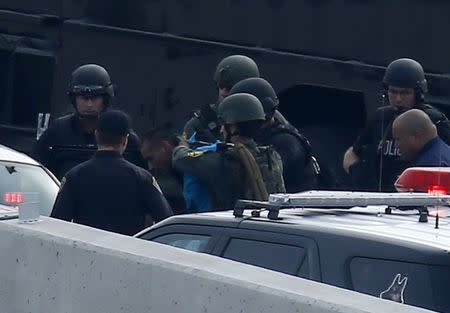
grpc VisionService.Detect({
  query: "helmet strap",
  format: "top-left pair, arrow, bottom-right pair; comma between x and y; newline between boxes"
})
414,89 -> 425,106
223,124 -> 239,142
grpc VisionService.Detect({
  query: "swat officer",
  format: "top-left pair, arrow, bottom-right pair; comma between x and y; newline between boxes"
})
229,78 -> 320,192
183,55 -> 260,142
33,64 -> 144,179
344,58 -> 450,191
174,93 -> 285,210
51,110 -> 172,235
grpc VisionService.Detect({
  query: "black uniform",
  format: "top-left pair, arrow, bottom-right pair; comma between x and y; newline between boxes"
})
256,122 -> 318,192
352,104 -> 450,191
33,113 -> 145,179
51,150 -> 172,235
183,103 -> 220,142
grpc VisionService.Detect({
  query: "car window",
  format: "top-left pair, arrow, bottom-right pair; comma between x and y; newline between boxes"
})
152,233 -> 211,253
0,161 -> 59,216
221,238 -> 306,276
350,257 -> 450,312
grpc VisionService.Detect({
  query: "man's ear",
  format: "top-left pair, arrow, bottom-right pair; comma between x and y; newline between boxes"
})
161,140 -> 173,152
123,134 -> 129,147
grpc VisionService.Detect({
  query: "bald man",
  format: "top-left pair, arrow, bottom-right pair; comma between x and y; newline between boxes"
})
393,109 -> 450,166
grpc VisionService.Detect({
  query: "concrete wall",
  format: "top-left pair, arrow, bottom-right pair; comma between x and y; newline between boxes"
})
0,217 -> 433,313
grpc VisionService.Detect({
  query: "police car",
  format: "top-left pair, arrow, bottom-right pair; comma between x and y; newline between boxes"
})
0,144 -> 59,217
136,168 -> 450,312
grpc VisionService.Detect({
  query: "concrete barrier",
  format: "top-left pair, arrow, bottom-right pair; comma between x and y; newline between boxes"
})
0,217 -> 433,313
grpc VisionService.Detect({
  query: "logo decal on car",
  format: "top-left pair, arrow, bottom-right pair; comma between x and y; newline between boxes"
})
379,273 -> 408,303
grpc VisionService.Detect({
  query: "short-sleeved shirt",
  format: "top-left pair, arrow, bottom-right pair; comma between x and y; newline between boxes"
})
51,150 -> 172,235
413,137 -> 450,167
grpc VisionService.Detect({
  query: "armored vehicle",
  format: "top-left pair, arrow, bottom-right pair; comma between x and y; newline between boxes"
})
0,1 -> 449,185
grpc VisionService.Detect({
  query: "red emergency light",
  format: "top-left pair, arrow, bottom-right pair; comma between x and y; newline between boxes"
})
3,192 -> 24,204
395,167 -> 450,194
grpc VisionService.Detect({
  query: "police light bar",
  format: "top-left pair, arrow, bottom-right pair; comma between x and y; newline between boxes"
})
268,191 -> 450,207
395,167 -> 450,194
4,192 -> 24,205
234,190 -> 450,220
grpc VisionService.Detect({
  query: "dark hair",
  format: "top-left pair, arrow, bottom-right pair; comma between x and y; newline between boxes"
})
96,110 -> 131,146
234,120 -> 263,138
96,132 -> 124,146
143,124 -> 180,146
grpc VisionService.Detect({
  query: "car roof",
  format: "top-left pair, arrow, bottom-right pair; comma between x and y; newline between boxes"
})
149,207 -> 450,252
0,144 -> 39,165
261,208 -> 450,250
149,211 -> 243,229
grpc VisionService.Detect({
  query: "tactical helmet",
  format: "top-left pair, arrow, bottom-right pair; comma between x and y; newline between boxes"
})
213,55 -> 260,89
67,64 -> 114,104
383,58 -> 428,95
218,93 -> 265,124
229,78 -> 279,114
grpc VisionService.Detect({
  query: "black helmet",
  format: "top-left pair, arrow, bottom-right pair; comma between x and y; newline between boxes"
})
67,64 -> 115,104
229,78 -> 279,114
383,58 -> 428,95
218,93 -> 265,124
213,55 -> 260,89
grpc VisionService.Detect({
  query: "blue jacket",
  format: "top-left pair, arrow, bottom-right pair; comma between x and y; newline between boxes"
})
413,137 -> 450,167
182,133 -> 220,213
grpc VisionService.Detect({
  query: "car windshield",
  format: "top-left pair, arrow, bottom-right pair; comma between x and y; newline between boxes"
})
0,161 -> 59,216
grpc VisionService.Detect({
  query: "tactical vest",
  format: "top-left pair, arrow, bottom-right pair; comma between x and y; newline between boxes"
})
356,104 -> 450,191
226,142 -> 285,201
261,122 -> 340,189
264,123 -> 313,166
44,113 -> 144,178
249,144 -> 286,195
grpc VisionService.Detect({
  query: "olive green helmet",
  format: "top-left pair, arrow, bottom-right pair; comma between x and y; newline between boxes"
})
218,93 -> 266,124
213,55 -> 260,89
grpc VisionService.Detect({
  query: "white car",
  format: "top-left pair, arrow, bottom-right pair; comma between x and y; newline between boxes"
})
0,144 -> 59,216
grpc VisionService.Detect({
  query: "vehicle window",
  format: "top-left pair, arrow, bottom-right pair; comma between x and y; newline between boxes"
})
350,257 -> 450,312
0,162 -> 59,216
222,238 -> 306,276
152,233 -> 211,253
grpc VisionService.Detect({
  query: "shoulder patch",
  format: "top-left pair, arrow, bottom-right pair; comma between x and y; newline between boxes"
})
187,150 -> 206,157
59,177 -> 67,191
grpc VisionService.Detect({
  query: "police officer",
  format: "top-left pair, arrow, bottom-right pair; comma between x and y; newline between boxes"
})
174,93 -> 285,210
344,58 -> 450,191
183,55 -> 260,142
33,64 -> 144,179
393,109 -> 450,167
229,78 -> 320,192
51,110 -> 173,235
